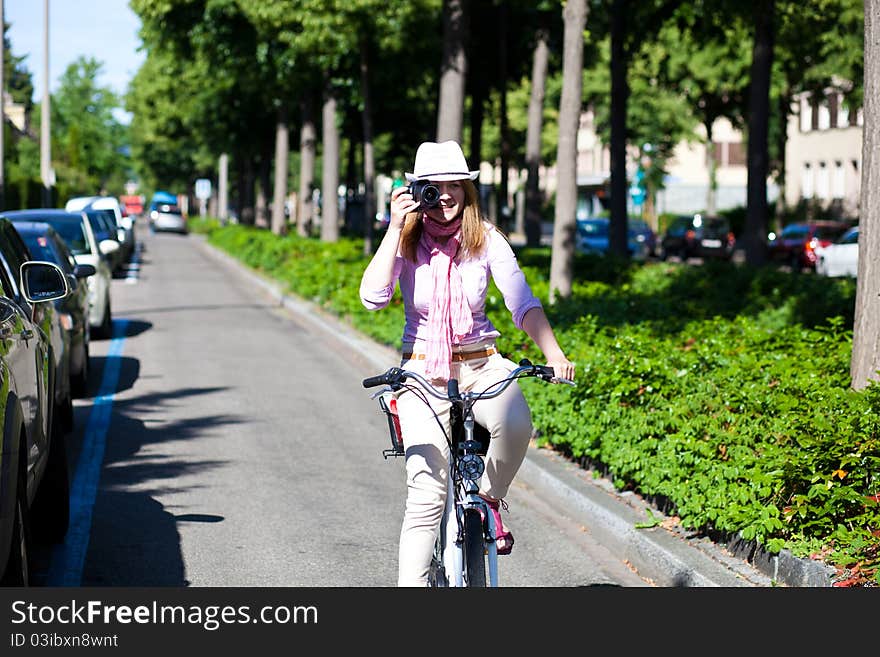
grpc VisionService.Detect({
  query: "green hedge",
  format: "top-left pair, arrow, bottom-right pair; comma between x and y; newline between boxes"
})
195,219 -> 880,585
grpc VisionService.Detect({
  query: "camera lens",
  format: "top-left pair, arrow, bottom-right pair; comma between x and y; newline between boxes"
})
421,184 -> 441,208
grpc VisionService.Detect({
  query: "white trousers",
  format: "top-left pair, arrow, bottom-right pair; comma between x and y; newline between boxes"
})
394,341 -> 533,586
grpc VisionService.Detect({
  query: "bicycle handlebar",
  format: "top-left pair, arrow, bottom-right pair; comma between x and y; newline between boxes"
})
362,358 -> 575,402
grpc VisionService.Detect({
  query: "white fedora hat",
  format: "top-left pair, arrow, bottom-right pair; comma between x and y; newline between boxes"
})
405,140 -> 480,182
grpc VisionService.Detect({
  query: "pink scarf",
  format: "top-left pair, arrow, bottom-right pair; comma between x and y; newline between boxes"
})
422,215 -> 473,381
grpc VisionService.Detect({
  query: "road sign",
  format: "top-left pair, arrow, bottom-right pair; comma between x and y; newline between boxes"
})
195,178 -> 212,200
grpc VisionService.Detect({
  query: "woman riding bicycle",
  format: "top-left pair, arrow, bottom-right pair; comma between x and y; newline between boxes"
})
359,140 -> 575,587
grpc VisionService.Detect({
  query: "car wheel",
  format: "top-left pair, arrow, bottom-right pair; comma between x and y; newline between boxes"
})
60,391 -> 74,433
0,446 -> 32,586
71,343 -> 89,397
31,415 -> 70,544
97,294 -> 112,339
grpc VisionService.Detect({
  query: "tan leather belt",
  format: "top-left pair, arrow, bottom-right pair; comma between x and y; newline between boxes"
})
402,346 -> 497,362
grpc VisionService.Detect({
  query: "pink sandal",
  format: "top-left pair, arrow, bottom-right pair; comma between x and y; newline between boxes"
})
480,495 -> 514,555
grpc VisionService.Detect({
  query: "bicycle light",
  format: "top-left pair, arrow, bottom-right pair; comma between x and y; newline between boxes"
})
458,453 -> 484,481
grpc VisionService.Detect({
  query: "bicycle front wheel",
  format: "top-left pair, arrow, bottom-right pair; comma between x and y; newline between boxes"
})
463,509 -> 487,587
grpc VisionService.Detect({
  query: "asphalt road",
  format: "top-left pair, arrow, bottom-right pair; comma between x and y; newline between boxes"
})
30,222 -> 650,588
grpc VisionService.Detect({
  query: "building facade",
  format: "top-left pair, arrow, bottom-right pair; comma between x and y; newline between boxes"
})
784,88 -> 863,220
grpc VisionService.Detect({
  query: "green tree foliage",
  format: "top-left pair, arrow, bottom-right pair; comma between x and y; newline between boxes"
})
50,57 -> 130,198
2,28 -> 40,209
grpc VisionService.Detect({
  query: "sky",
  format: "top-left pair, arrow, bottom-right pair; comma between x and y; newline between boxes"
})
4,0 -> 145,119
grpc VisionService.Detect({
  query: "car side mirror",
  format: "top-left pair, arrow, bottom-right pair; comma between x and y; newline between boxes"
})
99,239 -> 120,256
66,273 -> 78,292
20,261 -> 70,303
73,263 -> 97,279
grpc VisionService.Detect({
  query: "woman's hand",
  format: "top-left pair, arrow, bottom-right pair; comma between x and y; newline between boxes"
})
389,186 -> 420,231
546,355 -> 576,382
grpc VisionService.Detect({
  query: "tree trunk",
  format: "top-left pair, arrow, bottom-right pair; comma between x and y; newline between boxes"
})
743,0 -> 775,267
549,0 -> 588,303
705,118 -> 717,215
255,138 -> 272,229
497,2 -> 511,232
525,27 -> 549,248
239,154 -> 256,225
609,0 -> 629,258
321,86 -> 340,242
469,84 -> 487,217
437,0 -> 468,142
851,0 -> 880,390
298,98 -> 317,237
360,36 -> 375,255
271,106 -> 290,236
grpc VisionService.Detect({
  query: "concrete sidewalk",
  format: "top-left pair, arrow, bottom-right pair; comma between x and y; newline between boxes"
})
192,234 -> 835,588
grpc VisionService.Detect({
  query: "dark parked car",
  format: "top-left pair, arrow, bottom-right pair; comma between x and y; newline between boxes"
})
695,216 -> 736,260
14,221 -> 96,397
768,220 -> 850,270
0,218 -> 74,432
3,209 -> 116,340
0,231 -> 72,585
660,213 -> 735,261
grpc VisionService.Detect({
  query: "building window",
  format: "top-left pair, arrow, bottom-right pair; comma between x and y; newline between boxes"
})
832,161 -> 845,199
817,161 -> 830,200
711,141 -> 745,167
802,163 -> 814,199
727,142 -> 745,167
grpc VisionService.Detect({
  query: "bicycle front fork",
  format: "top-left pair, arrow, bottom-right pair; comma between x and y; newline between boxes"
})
442,476 -> 499,587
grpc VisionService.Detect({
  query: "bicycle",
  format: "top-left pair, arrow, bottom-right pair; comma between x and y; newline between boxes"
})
363,358 -> 575,587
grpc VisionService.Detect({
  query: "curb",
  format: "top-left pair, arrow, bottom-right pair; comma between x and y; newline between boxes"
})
191,233 -> 836,588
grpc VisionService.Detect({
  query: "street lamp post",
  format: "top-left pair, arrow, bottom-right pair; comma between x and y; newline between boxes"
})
1,0 -> 5,210
40,0 -> 53,207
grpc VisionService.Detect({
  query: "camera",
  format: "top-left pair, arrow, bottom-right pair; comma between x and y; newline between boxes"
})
409,181 -> 441,209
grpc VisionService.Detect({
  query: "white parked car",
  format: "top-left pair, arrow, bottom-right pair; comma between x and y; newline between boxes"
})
3,209 -> 118,339
65,195 -> 136,262
815,226 -> 859,278
149,202 -> 188,234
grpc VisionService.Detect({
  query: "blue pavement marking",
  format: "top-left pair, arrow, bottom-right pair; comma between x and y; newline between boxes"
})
47,319 -> 129,586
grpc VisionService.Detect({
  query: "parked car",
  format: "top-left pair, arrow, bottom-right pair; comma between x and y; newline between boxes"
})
695,215 -> 736,260
659,213 -> 735,261
0,218 -> 74,431
120,194 -> 145,218
85,208 -> 125,273
66,196 -> 135,263
3,209 -> 117,339
767,220 -> 850,270
14,221 -> 96,396
575,217 -> 654,260
815,225 -> 859,278
0,236 -> 73,585
149,201 -> 188,234
629,219 -> 657,259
